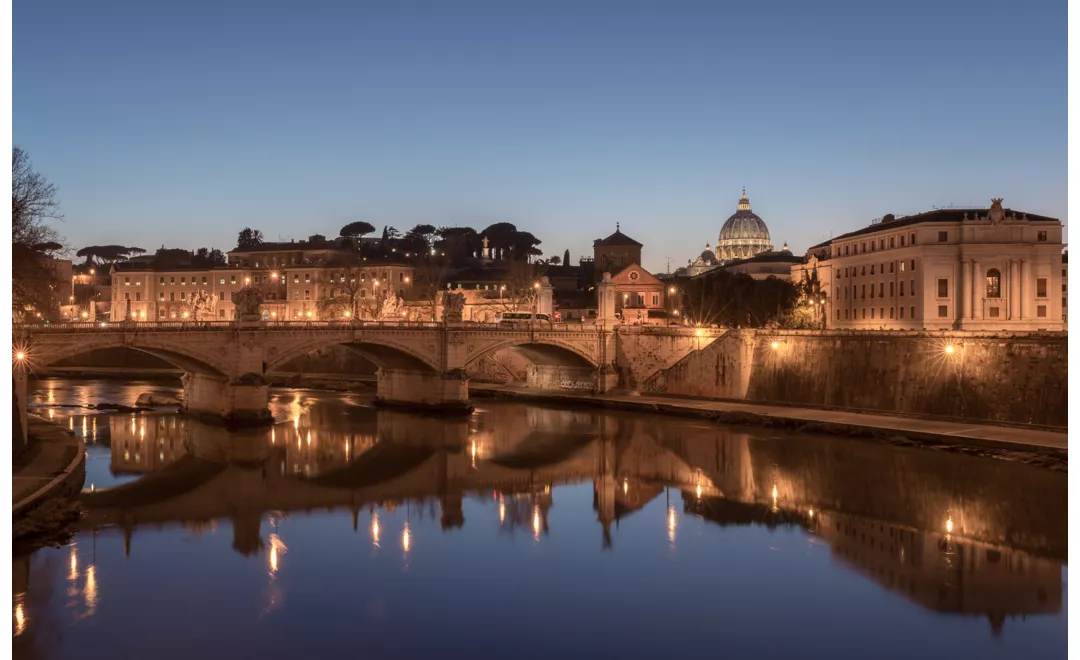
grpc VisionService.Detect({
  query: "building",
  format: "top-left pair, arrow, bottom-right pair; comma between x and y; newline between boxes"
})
70,264 -> 112,321
810,199 -> 1064,331
110,263 -> 248,321
714,189 -> 774,262
592,224 -> 642,278
227,235 -> 345,269
686,245 -> 720,276
714,244 -> 801,281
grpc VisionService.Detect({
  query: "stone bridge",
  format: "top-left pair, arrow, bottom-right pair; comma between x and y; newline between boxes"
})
17,322 -> 641,422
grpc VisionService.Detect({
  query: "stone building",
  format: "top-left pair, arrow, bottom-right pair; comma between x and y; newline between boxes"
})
714,244 -> 802,281
809,199 -> 1064,331
714,189 -> 774,262
592,224 -> 642,278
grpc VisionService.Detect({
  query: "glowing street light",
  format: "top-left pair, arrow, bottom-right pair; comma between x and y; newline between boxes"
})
271,272 -> 278,279
945,344 -> 955,355
695,328 -> 704,337
771,341 -> 779,350
182,311 -> 189,319
244,277 -> 251,285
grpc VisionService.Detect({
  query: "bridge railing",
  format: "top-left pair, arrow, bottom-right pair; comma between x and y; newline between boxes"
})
15,319 -> 447,332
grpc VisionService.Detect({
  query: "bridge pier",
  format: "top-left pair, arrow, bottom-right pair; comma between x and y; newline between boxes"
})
374,368 -> 473,415
182,372 -> 273,426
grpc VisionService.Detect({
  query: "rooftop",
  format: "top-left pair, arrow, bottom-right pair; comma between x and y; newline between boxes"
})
593,223 -> 643,248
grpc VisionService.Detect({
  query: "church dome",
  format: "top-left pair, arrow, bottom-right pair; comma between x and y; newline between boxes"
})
715,189 -> 773,262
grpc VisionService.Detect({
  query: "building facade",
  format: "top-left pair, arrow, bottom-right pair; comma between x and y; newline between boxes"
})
811,200 -> 1064,331
714,189 -> 773,262
592,225 -> 642,278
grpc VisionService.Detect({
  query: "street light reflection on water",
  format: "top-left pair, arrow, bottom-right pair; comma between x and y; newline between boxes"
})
20,383 -> 1069,658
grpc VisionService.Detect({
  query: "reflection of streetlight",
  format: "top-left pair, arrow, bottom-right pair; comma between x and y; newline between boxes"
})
945,517 -> 954,534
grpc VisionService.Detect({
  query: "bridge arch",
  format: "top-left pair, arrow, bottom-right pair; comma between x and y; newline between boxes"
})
265,337 -> 441,374
29,334 -> 232,377
464,337 -> 600,370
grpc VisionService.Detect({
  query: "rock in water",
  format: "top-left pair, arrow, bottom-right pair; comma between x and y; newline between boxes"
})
135,392 -> 182,407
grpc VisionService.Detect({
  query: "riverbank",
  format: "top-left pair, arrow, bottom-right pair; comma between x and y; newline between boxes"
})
13,415 -> 86,547
470,384 -> 1068,471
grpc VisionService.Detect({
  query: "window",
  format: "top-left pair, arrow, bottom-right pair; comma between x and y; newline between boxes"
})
158,307 -> 165,318
910,233 -> 916,245
879,239 -> 885,250
986,269 -> 1001,298
202,276 -> 207,285
181,277 -> 186,285
910,306 -> 915,318
910,259 -> 916,271
293,274 -> 299,283
845,309 -> 849,320
836,310 -> 841,320
305,273 -> 311,283
989,307 -> 1000,318
911,280 -> 915,295
938,231 -> 948,242
170,277 -> 176,285
889,307 -> 894,319
159,277 -> 165,285
871,241 -> 876,252
900,236 -> 905,247
889,282 -> 894,296
889,262 -> 894,274
254,275 -> 260,285
125,277 -> 130,286
870,264 -> 875,275
871,308 -> 875,319
900,282 -> 905,296
938,305 -> 948,317
845,245 -> 850,256
1037,305 -> 1047,318
180,292 -> 186,300
399,272 -> 405,282
293,291 -> 299,300
937,279 -> 948,298
1037,231 -> 1047,242
861,266 -> 866,276
159,292 -> 165,301
862,242 -> 867,252
219,292 -> 226,300
879,283 -> 884,297
304,289 -> 311,300
637,294 -> 644,306
889,237 -> 895,248
861,308 -> 866,319
135,292 -> 141,301
231,276 -> 236,284
219,308 -> 226,319
1063,283 -> 1068,292
900,261 -> 905,272
220,277 -> 225,285
861,284 -> 866,299
899,306 -> 905,319
1037,278 -> 1047,298
651,294 -> 659,306
170,292 -> 175,301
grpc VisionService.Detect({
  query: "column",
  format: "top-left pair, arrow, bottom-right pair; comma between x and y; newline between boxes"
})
959,259 -> 969,327
971,259 -> 980,320
1018,259 -> 1024,320
1009,260 -> 1017,319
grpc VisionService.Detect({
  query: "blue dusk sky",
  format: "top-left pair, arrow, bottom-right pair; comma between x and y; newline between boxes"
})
14,0 -> 1066,273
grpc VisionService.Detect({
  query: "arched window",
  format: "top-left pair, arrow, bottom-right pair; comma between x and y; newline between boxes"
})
986,268 -> 1001,298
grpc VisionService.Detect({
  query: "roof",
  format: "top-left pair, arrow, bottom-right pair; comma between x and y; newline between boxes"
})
110,263 -> 240,273
228,239 -> 344,254
820,207 -> 1060,246
593,225 -> 643,248
719,250 -> 802,269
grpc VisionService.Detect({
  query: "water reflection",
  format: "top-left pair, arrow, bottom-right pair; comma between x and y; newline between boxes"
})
16,384 -> 1068,657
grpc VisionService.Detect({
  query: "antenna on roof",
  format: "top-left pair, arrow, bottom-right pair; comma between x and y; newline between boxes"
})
664,256 -> 673,274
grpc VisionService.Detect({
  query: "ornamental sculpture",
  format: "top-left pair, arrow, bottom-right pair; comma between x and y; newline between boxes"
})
441,292 -> 466,324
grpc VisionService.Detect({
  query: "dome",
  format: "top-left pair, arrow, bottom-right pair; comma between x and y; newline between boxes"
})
714,189 -> 773,262
697,243 -> 717,264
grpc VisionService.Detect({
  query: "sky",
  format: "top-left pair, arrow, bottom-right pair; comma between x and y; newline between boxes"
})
14,0 -> 1066,274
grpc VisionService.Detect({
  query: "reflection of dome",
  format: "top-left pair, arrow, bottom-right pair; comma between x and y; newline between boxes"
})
715,189 -> 773,262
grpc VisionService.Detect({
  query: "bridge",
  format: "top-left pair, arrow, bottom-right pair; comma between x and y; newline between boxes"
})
16,320 -> 667,423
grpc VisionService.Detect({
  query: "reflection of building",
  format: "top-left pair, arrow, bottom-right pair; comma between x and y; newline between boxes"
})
109,415 -> 190,474
817,510 -> 1062,632
808,199 -> 1065,330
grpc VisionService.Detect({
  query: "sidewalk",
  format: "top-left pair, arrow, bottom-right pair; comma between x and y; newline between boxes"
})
469,384 -> 1067,455
13,415 -> 86,517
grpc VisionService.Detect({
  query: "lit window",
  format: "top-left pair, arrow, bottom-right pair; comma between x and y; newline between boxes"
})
125,277 -> 130,286
231,276 -> 236,284
986,269 -> 1001,298
900,261 -> 905,272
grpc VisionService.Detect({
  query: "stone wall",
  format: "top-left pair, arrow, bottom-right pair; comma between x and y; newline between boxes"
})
633,330 -> 1067,427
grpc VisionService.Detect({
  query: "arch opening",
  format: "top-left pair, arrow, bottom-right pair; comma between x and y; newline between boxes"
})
34,343 -> 227,378
266,339 -> 440,374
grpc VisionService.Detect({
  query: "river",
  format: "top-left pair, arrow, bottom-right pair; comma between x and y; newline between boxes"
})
14,377 -> 1068,659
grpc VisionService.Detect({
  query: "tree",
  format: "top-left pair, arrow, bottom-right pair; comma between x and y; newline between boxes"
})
782,268 -> 829,329
75,245 -> 145,265
12,147 -> 64,320
548,255 -> 561,266
435,226 -> 479,265
563,249 -> 570,266
315,260 -> 367,320
339,221 -> 376,241
410,254 -> 451,321
192,247 -> 226,267
237,228 -> 264,250
681,270 -> 798,328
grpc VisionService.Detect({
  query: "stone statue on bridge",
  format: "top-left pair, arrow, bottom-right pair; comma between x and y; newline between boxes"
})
232,287 -> 265,321
377,295 -> 404,321
441,292 -> 465,324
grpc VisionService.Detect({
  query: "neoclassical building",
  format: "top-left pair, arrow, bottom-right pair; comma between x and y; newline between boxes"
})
808,199 -> 1064,331
715,189 -> 774,262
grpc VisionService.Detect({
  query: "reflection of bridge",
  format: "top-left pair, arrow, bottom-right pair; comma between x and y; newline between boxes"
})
20,323 -> 703,421
70,404 -> 1066,631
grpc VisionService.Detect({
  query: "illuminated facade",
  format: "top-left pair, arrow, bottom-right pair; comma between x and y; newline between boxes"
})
714,189 -> 773,262
810,200 -> 1065,331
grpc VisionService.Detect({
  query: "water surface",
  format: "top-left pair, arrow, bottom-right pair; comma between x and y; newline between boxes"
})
15,378 -> 1068,659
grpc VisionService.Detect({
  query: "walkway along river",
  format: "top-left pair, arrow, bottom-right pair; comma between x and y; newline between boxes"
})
12,377 -> 1068,660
